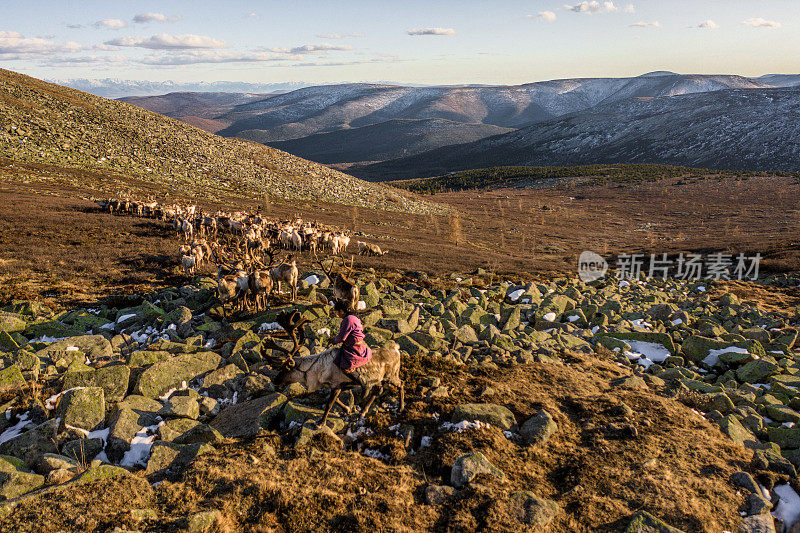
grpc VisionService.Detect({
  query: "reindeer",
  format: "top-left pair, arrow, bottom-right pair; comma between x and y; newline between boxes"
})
315,256 -> 359,312
261,310 -> 404,427
247,248 -> 279,312
270,254 -> 298,301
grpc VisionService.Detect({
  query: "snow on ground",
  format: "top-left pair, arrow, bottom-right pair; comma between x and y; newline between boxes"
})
624,340 -> 672,370
303,275 -> 320,285
773,484 -> 800,529
0,412 -> 32,445
508,289 -> 525,302
357,300 -> 367,311
671,318 -> 684,325
441,420 -> 486,433
703,346 -> 750,367
116,313 -> 137,324
120,423 -> 162,468
629,318 -> 652,329
258,322 -> 283,333
543,312 -> 557,322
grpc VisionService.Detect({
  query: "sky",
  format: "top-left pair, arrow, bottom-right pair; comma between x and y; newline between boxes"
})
1,0 -> 798,85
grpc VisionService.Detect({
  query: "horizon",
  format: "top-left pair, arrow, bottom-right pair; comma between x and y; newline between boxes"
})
2,0 -> 798,86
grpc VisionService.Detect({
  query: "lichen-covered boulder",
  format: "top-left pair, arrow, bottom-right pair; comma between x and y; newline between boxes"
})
209,393 -> 287,438
0,312 -> 26,333
508,491 -> 560,528
521,410 -> 558,445
63,364 -> 130,403
35,335 -> 113,362
135,352 -> 222,398
450,452 -> 505,488
0,365 -> 25,392
0,456 -> 44,499
0,418 -> 59,471
452,403 -> 517,431
55,387 -> 105,431
144,442 -> 212,481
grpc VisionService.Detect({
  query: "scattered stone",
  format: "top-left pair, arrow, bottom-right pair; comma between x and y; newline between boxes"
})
520,410 -> 558,446
450,452 -> 506,488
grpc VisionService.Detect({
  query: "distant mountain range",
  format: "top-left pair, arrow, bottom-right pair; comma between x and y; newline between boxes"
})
49,78 -> 312,99
352,87 -> 800,179
114,71 -> 800,177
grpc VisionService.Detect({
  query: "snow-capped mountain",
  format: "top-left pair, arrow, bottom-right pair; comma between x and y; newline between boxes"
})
48,78 -> 311,99
353,88 -> 800,179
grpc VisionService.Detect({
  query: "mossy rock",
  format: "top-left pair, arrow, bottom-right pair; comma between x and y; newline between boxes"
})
0,456 -> 44,499
63,364 -> 131,403
135,352 -> 222,398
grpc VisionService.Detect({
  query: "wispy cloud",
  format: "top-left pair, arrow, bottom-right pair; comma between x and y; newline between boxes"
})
245,12 -> 260,19
630,21 -> 660,28
527,11 -> 557,22
66,24 -> 83,29
564,2 -> 633,14
697,20 -> 719,29
257,43 -> 354,54
407,27 -> 456,36
139,50 -> 287,65
44,55 -> 128,67
741,17 -> 781,28
105,34 -> 227,50
315,32 -> 365,39
133,13 -> 181,24
93,18 -> 128,29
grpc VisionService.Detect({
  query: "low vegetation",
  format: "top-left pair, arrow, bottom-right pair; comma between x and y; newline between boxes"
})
391,164 -> 800,194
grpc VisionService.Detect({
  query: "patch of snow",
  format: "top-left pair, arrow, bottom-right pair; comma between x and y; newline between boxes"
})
120,423 -> 160,468
703,346 -> 749,367
591,326 -> 600,334
357,300 -> 367,311
420,436 -> 432,448
88,427 -> 110,443
345,425 -> 373,440
671,318 -> 683,325
94,450 -> 110,463
116,313 -> 137,324
45,387 -> 85,411
362,448 -> 390,461
630,318 -> 652,329
204,339 -> 217,349
773,484 -> 800,529
697,286 -> 706,292
441,420 -> 485,433
29,335 -> 67,343
567,315 -> 580,323
304,274 -> 320,285
625,340 -> 672,369
619,280 -> 630,287
0,412 -> 32,444
783,422 -> 795,428
258,321 -> 283,333
543,312 -> 557,322
99,322 -> 115,331
317,328 -> 331,337
508,289 -> 525,301
66,346 -> 80,352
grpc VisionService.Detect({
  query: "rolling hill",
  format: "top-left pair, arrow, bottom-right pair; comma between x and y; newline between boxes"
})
0,68 -> 440,213
352,87 -> 800,180
262,118 -> 513,164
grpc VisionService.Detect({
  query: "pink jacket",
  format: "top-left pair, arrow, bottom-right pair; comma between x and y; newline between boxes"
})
332,314 -> 372,372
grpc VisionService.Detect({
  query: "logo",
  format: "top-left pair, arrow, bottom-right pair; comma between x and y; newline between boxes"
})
578,251 -> 608,282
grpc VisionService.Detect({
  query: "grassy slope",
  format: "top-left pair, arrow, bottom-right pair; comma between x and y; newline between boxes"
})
0,68 -> 441,214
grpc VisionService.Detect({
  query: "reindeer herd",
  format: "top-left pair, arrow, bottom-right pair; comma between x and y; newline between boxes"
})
93,197 -> 385,317
93,196 -> 404,424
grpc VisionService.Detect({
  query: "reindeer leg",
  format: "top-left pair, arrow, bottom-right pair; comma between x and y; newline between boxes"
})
360,385 -> 383,420
398,381 -> 405,412
319,388 -> 341,427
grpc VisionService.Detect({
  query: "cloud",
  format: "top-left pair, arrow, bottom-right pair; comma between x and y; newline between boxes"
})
133,13 -> 181,24
245,12 -> 260,19
66,24 -> 84,29
741,17 -> 781,28
44,55 -> 128,67
0,32 -> 83,57
257,43 -> 354,54
315,32 -> 365,39
407,27 -> 456,36
630,21 -> 660,28
697,20 -> 719,29
105,33 -> 227,50
93,19 -> 128,29
564,1 -> 630,13
527,11 -> 557,22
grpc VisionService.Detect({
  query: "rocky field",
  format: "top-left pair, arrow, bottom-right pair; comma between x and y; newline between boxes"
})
1,253 -> 800,531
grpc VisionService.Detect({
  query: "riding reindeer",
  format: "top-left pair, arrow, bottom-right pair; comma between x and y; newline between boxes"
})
261,311 -> 404,426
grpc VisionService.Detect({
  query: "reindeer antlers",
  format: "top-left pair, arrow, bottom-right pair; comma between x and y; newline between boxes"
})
259,310 -> 310,366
